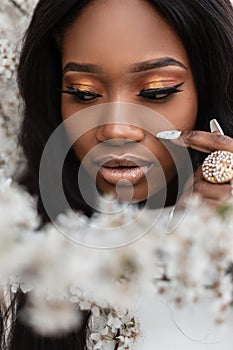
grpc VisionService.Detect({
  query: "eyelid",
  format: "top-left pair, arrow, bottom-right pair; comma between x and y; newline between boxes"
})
66,85 -> 100,94
67,84 -> 99,92
138,81 -> 184,94
57,86 -> 103,103
137,81 -> 184,101
60,85 -> 102,97
143,81 -> 170,89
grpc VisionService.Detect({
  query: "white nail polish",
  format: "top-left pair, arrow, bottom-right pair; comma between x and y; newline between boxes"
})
156,130 -> 182,140
209,119 -> 224,135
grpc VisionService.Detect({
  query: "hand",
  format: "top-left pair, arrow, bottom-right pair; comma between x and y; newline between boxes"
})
172,130 -> 233,207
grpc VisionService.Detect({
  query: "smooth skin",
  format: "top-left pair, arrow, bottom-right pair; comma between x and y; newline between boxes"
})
60,0 -> 232,206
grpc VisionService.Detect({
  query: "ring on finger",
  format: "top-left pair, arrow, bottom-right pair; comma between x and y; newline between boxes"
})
202,150 -> 233,184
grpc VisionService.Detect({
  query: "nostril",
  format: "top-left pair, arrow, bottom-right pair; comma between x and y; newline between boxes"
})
104,138 -> 137,146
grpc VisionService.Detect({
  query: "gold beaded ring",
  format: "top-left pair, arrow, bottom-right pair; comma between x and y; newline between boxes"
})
202,150 -> 233,184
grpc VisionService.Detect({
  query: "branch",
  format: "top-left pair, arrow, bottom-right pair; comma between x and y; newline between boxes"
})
114,329 -> 120,350
9,0 -> 28,16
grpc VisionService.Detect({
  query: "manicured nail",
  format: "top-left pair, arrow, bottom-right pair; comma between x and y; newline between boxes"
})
155,130 -> 182,140
209,119 -> 224,135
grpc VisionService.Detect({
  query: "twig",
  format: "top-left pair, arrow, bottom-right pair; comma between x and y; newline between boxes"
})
114,329 -> 120,350
9,0 -> 28,16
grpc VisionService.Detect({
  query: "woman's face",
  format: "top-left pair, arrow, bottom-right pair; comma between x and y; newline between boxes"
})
61,0 -> 198,203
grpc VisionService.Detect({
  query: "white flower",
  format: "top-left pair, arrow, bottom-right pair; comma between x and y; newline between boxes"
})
107,315 -> 122,331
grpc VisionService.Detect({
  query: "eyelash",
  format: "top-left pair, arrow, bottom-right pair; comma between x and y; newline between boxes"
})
59,86 -> 102,102
59,82 -> 184,103
137,82 -> 184,101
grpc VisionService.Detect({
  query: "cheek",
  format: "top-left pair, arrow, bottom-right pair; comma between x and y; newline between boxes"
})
152,83 -> 198,131
72,131 -> 97,162
149,75 -> 198,131
61,97 -> 84,120
172,92 -> 198,130
61,99 -> 98,163
61,97 -> 70,120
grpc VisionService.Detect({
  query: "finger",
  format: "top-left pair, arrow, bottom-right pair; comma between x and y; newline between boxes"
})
179,166 -> 232,204
176,190 -> 225,210
192,167 -> 231,198
178,190 -> 229,209
202,198 -> 224,208
193,181 -> 231,200
171,130 -> 233,153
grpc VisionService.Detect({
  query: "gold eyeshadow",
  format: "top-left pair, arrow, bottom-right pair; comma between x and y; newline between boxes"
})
143,81 -> 180,90
72,84 -> 93,91
145,82 -> 164,89
64,75 -> 99,89
67,83 -> 102,94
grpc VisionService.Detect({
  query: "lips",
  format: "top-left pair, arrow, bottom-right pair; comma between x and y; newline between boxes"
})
95,156 -> 154,186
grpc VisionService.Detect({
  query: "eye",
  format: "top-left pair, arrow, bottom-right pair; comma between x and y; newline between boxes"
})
59,86 -> 102,102
137,82 -> 184,101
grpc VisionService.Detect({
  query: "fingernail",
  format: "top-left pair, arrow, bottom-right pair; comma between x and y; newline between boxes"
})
155,130 -> 182,140
209,119 -> 224,135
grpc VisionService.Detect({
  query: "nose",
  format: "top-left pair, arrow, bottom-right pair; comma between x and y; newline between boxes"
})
95,104 -> 145,146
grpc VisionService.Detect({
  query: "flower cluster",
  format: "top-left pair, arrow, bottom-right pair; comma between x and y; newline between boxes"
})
89,307 -> 140,350
1,176 -> 233,349
152,197 -> 233,324
0,0 -> 38,180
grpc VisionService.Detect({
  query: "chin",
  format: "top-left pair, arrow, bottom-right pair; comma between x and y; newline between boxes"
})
97,179 -> 163,205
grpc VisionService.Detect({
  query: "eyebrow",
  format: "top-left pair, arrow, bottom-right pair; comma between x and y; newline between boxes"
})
129,57 -> 187,73
63,62 -> 103,75
63,57 -> 187,76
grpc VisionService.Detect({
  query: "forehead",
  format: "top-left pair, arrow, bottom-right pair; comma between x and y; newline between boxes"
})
61,0 -> 189,70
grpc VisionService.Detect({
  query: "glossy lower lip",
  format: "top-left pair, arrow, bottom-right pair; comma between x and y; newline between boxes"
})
98,164 -> 153,186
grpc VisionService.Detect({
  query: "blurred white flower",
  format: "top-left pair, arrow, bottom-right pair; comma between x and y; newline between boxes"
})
0,181 -> 39,280
21,295 -> 82,336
